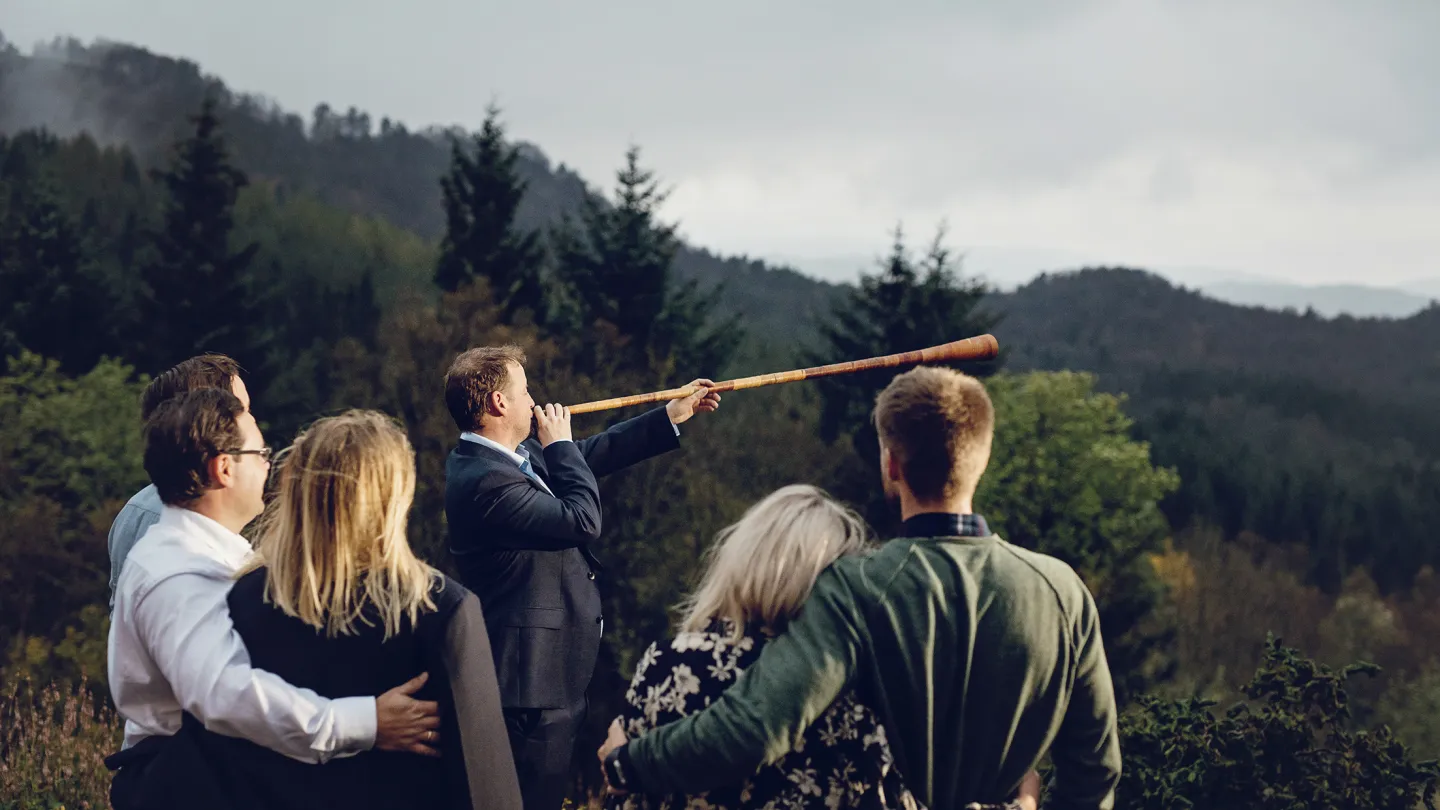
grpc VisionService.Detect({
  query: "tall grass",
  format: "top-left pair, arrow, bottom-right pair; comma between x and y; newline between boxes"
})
0,677 -> 121,809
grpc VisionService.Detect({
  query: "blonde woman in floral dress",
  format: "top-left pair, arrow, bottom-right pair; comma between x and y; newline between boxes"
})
607,485 -> 1040,810
607,484 -> 908,810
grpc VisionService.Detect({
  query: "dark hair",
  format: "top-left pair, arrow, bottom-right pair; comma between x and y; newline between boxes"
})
872,366 -> 995,502
143,388 -> 248,506
444,345 -> 527,432
140,353 -> 243,421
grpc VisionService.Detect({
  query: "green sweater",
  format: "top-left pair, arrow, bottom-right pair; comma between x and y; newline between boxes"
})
623,523 -> 1122,810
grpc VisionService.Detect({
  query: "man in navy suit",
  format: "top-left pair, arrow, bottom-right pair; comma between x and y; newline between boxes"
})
442,344 -> 720,809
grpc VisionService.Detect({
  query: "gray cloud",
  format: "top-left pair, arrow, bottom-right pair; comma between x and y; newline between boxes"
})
1147,157 -> 1193,206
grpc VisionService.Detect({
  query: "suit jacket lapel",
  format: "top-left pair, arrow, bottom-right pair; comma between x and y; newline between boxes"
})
455,439 -> 605,571
457,440 -> 551,495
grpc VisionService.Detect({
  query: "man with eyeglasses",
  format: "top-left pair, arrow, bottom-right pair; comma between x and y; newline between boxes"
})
105,381 -> 446,808
107,353 -> 252,605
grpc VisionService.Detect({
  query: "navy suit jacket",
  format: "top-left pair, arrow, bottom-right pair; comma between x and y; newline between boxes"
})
444,406 -> 681,709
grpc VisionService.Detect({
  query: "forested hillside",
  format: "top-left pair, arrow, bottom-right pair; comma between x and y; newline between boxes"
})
3,31 -> 1438,809
998,268 -> 1440,592
0,34 -> 845,351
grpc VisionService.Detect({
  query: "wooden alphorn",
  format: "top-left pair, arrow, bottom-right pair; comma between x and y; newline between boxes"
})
567,334 -> 1000,415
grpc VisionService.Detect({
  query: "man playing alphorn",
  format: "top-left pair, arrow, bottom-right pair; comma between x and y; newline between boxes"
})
442,345 -> 720,809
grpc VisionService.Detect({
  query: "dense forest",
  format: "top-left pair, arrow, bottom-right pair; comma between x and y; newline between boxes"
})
2,33 -> 1438,809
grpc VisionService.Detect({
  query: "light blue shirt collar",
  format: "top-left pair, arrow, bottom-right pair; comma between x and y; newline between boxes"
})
459,431 -> 526,465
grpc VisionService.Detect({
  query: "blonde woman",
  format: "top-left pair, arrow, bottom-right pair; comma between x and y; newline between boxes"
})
176,410 -> 522,810
606,484 -> 914,810
607,484 -> 1041,810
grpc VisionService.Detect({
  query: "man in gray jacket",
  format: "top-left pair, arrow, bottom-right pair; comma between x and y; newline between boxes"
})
107,353 -> 250,604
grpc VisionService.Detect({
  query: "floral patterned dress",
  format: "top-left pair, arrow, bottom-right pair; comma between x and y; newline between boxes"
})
606,617 -> 922,810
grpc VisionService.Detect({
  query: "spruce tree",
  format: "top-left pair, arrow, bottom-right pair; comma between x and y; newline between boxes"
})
547,149 -> 741,784
812,224 -> 1000,528
551,145 -> 739,376
137,96 -> 263,375
341,269 -> 382,351
0,174 -> 108,372
434,105 -> 546,323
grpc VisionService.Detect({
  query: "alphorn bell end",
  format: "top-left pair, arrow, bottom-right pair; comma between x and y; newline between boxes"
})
921,333 -> 999,363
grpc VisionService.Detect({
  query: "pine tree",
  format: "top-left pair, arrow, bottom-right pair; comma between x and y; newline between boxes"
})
137,96 -> 264,375
341,269 -> 382,351
434,105 -> 546,323
0,174 -> 109,372
812,224 -> 1001,528
551,145 -> 739,376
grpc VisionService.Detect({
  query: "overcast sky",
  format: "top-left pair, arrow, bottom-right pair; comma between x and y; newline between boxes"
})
7,0 -> 1439,289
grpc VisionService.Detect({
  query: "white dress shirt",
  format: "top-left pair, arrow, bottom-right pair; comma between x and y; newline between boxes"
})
107,505 -> 376,763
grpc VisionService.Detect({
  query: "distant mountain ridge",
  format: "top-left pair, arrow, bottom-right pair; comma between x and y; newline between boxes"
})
785,251 -> 1437,320
1196,280 -> 1437,319
997,267 -> 1440,407
1406,277 -> 1440,298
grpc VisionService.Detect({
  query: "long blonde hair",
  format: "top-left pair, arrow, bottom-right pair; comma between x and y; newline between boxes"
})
676,484 -> 872,643
244,409 -> 437,639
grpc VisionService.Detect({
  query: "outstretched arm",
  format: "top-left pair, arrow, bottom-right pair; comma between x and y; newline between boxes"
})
573,406 -> 681,477
601,564 -> 863,796
574,381 -> 719,477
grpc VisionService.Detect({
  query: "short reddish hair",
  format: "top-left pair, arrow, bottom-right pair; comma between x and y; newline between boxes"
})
873,366 -> 995,501
444,345 -> 526,431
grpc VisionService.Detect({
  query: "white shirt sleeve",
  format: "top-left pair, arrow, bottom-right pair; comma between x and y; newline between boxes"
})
132,571 -> 377,763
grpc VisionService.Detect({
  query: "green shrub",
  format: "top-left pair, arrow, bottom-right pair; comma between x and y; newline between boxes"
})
1372,660 -> 1440,763
1115,636 -> 1440,809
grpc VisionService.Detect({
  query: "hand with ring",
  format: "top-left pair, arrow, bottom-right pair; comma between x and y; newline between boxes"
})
375,672 -> 443,757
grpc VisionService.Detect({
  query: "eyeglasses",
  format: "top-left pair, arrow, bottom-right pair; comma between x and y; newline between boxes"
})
220,446 -> 274,463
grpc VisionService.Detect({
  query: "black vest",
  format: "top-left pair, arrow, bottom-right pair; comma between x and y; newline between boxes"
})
173,568 -> 472,810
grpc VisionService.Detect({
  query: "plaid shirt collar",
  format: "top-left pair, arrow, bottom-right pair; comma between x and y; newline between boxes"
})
899,512 -> 991,539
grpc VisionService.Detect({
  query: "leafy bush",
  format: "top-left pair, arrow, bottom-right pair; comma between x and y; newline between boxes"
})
1372,660 -> 1440,763
0,352 -> 147,662
1116,636 -> 1440,810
